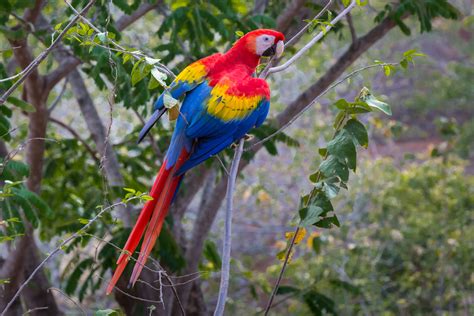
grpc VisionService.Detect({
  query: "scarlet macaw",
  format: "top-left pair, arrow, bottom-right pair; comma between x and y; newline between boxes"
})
107,29 -> 285,294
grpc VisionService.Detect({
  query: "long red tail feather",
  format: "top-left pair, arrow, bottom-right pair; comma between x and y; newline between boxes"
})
106,149 -> 189,295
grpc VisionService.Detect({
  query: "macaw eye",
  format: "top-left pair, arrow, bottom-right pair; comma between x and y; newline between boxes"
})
264,36 -> 269,41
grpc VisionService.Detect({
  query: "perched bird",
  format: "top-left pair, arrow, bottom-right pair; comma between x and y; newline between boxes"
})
107,29 -> 285,294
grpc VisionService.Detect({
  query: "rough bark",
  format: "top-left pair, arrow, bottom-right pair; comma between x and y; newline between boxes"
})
5,35 -> 62,315
0,233 -> 28,316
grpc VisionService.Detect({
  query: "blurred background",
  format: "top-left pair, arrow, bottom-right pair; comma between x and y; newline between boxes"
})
0,0 -> 473,315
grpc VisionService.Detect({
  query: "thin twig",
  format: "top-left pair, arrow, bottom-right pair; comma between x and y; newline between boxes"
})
286,0 -> 334,47
48,287 -> 86,315
264,226 -> 300,315
49,116 -> 100,163
214,154 -> 230,176
85,233 -> 186,316
213,139 -> 244,316
266,0 -> 357,75
0,197 -> 141,316
48,77 -> 68,113
96,275 -> 165,304
0,0 -> 96,105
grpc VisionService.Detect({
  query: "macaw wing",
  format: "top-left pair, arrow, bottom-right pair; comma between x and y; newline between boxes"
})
154,53 -> 221,110
175,76 -> 270,175
138,54 -> 221,143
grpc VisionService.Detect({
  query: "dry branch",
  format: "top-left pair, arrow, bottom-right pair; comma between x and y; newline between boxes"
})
214,139 -> 244,316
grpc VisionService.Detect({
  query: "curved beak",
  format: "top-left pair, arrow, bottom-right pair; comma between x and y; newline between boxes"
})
262,40 -> 285,58
275,40 -> 284,58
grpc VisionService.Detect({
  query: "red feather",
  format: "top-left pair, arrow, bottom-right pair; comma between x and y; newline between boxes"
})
106,150 -> 189,294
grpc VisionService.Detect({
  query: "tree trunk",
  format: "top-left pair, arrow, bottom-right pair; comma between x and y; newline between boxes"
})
2,36 -> 62,316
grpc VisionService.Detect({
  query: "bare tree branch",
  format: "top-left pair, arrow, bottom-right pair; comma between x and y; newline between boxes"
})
346,12 -> 357,43
214,139 -> 244,316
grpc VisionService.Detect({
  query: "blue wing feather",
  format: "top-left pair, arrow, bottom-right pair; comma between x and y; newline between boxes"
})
160,76 -> 270,175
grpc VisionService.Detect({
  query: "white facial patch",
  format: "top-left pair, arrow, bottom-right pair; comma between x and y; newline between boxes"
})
255,35 -> 276,56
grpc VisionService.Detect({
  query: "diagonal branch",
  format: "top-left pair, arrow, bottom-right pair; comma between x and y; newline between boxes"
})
0,0 -> 96,105
115,0 -> 163,31
213,139 -> 244,316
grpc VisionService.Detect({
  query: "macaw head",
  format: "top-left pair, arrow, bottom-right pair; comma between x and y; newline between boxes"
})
238,29 -> 285,58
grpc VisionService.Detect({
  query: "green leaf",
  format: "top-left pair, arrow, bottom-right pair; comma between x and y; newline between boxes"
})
163,93 -> 178,109
334,99 -> 349,111
400,58 -> 408,69
276,285 -> 301,295
299,205 -> 323,226
123,187 -> 135,193
309,171 -> 321,183
96,32 -> 107,43
94,309 -> 119,316
6,97 -> 35,112
145,57 -> 161,65
309,191 -> 334,215
327,129 -> 356,171
344,119 -> 368,148
315,215 -> 340,228
357,87 -> 392,116
320,156 -> 349,182
322,181 -> 340,199
151,68 -> 167,87
203,240 -> 222,269
303,290 -> 336,315
65,258 -> 94,294
318,148 -> 327,157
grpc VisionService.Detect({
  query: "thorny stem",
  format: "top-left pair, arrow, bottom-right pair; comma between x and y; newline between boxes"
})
213,139 -> 244,316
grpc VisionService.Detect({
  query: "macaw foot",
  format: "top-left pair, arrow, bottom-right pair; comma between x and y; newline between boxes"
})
231,134 -> 253,148
244,133 -> 254,141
